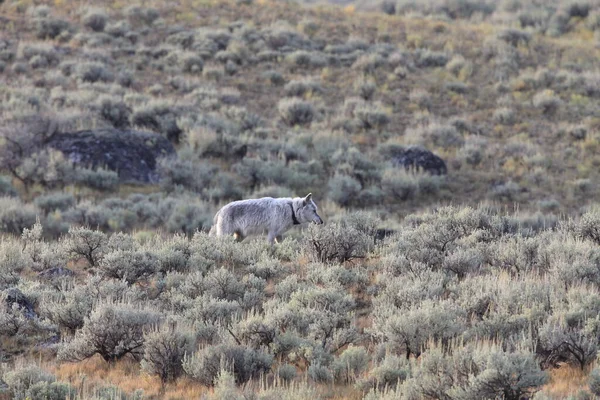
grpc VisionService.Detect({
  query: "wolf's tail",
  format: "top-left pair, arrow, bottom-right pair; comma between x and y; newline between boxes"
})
209,209 -> 221,236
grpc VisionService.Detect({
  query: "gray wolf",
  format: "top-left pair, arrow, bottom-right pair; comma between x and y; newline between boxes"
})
210,193 -> 324,244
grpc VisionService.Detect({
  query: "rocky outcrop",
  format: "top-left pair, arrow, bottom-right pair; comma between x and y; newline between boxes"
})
47,129 -> 176,184
386,145 -> 447,175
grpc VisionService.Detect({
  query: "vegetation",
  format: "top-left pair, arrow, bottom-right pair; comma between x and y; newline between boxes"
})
2,0 -> 600,398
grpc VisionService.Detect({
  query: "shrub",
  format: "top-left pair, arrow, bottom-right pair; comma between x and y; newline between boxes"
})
409,88 -> 432,109
278,364 -> 297,382
34,192 -> 75,214
590,368 -> 600,396
131,100 -> 183,142
497,28 -> 532,47
278,98 -> 315,126
354,102 -> 390,131
75,62 -> 114,83
83,8 -> 108,32
328,174 -> 362,207
3,365 -> 56,399
141,323 -> 195,383
399,344 -> 547,399
407,122 -> 464,148
308,364 -> 333,383
303,217 -> 374,263
58,301 -> 161,362
26,382 -> 76,400
165,200 -> 213,236
183,344 -> 273,385
158,157 -> 217,194
284,79 -> 323,97
75,167 -> 119,191
415,49 -> 449,68
64,227 -> 107,267
361,353 -> 409,390
533,90 -> 562,114
97,95 -> 130,128
181,52 -> 204,74
125,5 -> 160,25
263,70 -> 285,86
333,345 -> 370,384
33,16 -> 72,41
355,77 -> 376,100
41,284 -> 94,333
493,107 -> 516,125
99,249 -> 159,284
539,321 -> 597,370
0,197 -> 37,235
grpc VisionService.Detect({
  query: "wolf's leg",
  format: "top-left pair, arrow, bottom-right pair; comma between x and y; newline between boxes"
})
275,235 -> 283,244
233,231 -> 245,242
267,232 -> 278,246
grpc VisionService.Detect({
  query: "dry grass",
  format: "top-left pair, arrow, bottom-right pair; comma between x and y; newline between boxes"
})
50,355 -> 212,399
541,363 -> 591,399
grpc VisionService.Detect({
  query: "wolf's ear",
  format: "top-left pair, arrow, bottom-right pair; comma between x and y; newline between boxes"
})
303,193 -> 312,205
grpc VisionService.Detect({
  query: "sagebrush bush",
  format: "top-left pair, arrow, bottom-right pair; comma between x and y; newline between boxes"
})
141,323 -> 195,383
75,62 -> 114,83
96,95 -> 130,128
131,100 -> 184,142
303,214 -> 374,263
278,98 -> 315,126
533,90 -> 562,114
58,301 -> 161,362
64,227 -> 107,267
82,8 -> 108,32
183,344 -> 273,386
3,365 -> 56,400
34,192 -> 75,214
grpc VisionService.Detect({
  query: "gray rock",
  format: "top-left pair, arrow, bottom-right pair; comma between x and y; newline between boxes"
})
47,128 -> 176,184
37,267 -> 74,279
3,288 -> 36,319
386,145 -> 447,175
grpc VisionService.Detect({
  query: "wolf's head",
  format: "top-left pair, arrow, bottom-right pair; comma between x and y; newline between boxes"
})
298,193 -> 323,225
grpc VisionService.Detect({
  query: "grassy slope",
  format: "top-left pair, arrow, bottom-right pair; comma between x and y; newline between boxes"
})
2,0 -> 600,218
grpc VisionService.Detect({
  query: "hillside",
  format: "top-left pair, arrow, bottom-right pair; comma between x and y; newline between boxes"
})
2,0 -> 600,399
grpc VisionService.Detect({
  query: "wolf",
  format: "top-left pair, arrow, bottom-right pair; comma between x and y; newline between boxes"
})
210,193 -> 324,244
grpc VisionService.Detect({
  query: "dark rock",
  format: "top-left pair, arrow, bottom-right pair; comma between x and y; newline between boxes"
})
386,145 -> 447,175
47,129 -> 176,184
3,288 -> 36,319
37,267 -> 74,279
